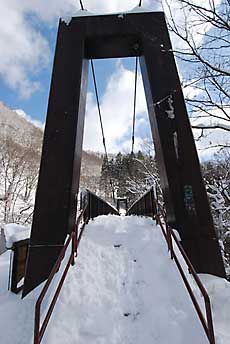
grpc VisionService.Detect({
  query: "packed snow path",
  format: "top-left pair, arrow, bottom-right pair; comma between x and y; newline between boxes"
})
1,215 -> 230,344
42,215 -> 208,344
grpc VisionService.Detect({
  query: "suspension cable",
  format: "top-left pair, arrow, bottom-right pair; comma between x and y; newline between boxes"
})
79,0 -> 84,10
131,56 -> 138,155
90,60 -> 115,200
90,59 -> 108,158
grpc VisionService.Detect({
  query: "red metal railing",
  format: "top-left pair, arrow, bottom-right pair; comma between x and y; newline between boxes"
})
34,209 -> 88,344
126,187 -> 215,343
156,214 -> 215,344
33,189 -> 215,344
33,189 -> 119,344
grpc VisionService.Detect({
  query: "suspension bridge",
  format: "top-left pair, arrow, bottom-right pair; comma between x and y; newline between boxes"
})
4,2 -> 228,344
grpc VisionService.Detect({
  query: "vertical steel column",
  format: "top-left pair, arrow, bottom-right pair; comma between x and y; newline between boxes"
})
139,14 -> 225,277
23,12 -> 225,297
23,20 -> 89,297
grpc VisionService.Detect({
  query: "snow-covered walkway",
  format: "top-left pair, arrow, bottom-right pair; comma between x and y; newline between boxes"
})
42,215 -> 207,344
1,214 -> 230,344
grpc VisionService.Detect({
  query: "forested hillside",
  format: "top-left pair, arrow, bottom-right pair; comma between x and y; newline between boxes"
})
0,102 -> 102,226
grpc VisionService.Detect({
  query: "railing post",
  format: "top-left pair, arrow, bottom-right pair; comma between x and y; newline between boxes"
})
71,232 -> 76,266
205,299 -> 215,344
166,225 -> 173,260
75,225 -> 78,256
152,203 -> 216,344
33,209 -> 88,344
34,304 -> 40,344
155,213 -> 159,225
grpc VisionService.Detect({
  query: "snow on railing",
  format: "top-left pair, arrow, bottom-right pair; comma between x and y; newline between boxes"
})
34,189 -> 119,344
156,214 -> 215,344
34,207 -> 88,344
33,187 -> 216,344
126,187 -> 215,343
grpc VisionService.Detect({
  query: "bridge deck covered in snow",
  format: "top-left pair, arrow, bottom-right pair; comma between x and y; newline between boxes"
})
0,214 -> 230,343
41,215 -> 207,344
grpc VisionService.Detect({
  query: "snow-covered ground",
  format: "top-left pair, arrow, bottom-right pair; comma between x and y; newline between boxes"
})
4,223 -> 31,248
0,215 -> 230,344
0,250 -> 41,344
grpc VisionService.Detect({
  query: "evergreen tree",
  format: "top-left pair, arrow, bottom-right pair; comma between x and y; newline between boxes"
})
99,149 -> 160,207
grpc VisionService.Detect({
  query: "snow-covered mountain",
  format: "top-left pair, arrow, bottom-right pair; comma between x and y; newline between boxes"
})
0,101 -> 102,183
0,101 -> 102,226
0,102 -> 43,143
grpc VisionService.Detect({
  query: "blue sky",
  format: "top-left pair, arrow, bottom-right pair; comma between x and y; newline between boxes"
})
0,29 -> 136,126
0,20 -> 57,124
0,0 -> 158,153
0,38 -> 126,125
0,0 -> 228,156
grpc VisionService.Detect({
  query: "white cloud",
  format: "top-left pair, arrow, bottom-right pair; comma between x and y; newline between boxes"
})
0,0 -> 163,99
161,0 -> 222,52
182,81 -> 202,99
83,61 -> 150,153
0,1 -> 51,98
0,0 -> 212,100
82,0 -> 162,13
15,109 -> 44,129
1,0 -> 227,158
191,107 -> 230,160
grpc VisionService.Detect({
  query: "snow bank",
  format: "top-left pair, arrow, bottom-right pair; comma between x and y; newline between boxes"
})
0,251 -> 44,344
199,274 -> 230,344
4,223 -> 31,249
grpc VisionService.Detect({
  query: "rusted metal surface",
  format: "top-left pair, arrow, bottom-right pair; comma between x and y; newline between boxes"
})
127,188 -> 216,343
22,20 -> 89,297
34,233 -> 74,344
10,239 -> 29,293
138,14 -> 225,278
126,187 -> 157,217
156,214 -> 215,344
34,209 -> 87,344
25,10 -> 225,297
34,192 -> 118,343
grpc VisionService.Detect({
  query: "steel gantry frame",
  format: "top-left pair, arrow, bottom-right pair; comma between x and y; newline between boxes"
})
23,10 -> 225,297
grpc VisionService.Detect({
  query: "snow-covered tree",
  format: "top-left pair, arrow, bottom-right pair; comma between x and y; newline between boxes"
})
99,149 -> 161,207
202,151 -> 230,272
0,126 -> 41,224
165,0 -> 230,149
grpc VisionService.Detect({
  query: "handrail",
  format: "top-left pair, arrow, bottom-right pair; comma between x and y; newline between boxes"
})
34,208 -> 87,344
126,186 -> 157,217
33,192 -> 215,344
34,189 -> 119,344
156,214 -> 215,344
82,189 -> 120,220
